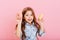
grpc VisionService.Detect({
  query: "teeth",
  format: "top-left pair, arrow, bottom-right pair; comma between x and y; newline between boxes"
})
28,19 -> 31,21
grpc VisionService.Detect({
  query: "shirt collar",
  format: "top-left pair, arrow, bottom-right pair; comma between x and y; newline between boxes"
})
25,22 -> 34,26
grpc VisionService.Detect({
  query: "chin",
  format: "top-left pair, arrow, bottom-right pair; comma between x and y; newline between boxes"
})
27,21 -> 32,23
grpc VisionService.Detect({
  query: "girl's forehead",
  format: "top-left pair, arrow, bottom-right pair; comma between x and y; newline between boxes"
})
25,11 -> 32,14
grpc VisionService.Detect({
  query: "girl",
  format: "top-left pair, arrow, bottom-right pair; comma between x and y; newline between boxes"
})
15,7 -> 45,40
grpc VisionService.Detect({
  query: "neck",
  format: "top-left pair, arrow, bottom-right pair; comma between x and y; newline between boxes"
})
28,22 -> 32,25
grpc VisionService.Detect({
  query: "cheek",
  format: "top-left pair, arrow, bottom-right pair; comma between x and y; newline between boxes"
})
31,16 -> 33,20
24,16 -> 29,20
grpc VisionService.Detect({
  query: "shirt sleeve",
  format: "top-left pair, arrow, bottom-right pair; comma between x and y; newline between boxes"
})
38,20 -> 45,37
38,29 -> 45,37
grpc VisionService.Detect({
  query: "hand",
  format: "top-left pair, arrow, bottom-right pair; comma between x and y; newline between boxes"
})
16,12 -> 22,23
38,14 -> 45,33
38,14 -> 44,22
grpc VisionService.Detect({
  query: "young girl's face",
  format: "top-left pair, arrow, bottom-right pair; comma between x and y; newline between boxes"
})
24,10 -> 33,24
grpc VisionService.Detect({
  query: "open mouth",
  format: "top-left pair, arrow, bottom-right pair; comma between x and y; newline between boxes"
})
28,19 -> 32,21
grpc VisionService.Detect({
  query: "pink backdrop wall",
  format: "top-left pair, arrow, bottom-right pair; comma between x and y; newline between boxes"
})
0,0 -> 60,40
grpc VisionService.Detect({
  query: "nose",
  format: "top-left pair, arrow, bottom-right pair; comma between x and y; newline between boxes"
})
28,16 -> 31,19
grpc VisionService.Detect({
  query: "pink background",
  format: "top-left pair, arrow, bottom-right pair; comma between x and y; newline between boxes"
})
0,0 -> 60,40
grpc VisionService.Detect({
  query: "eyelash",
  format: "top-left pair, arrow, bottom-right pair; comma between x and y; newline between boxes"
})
31,14 -> 33,16
26,15 -> 28,16
26,14 -> 33,16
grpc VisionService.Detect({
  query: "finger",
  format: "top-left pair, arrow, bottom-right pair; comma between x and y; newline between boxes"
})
38,14 -> 44,20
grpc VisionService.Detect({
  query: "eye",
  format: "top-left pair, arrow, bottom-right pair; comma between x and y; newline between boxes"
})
31,14 -> 33,16
26,14 -> 28,16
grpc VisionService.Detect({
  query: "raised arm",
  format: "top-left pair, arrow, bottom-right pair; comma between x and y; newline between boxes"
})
38,14 -> 45,36
15,13 -> 22,38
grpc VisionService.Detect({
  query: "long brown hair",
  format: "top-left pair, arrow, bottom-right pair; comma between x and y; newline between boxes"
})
21,7 -> 41,40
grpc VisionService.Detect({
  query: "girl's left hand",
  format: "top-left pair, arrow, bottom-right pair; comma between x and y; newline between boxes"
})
38,14 -> 45,32
38,14 -> 44,22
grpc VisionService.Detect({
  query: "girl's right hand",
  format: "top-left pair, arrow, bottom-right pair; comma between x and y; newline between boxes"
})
15,13 -> 22,38
16,13 -> 22,24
